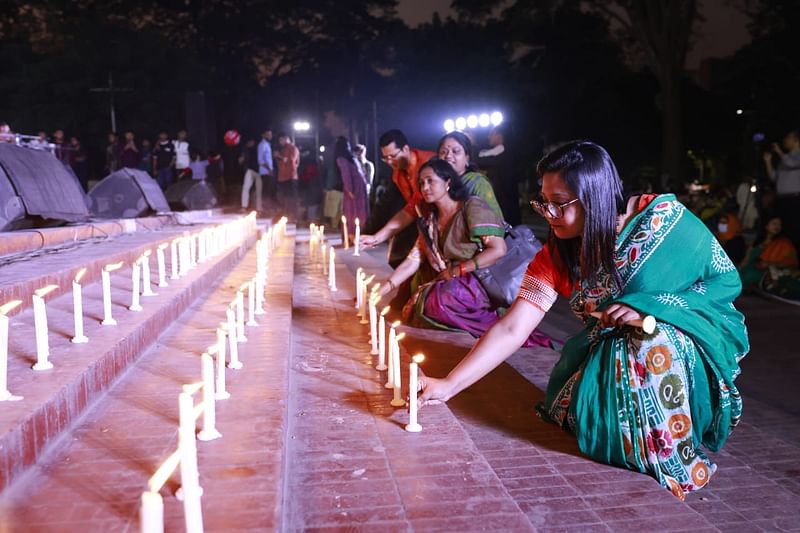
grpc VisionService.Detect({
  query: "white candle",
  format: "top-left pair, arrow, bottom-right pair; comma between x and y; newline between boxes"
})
246,279 -> 258,326
170,239 -> 179,280
142,251 -> 156,296
405,354 -> 425,432
129,260 -> 142,312
329,248 -> 337,291
101,262 -> 123,325
197,352 -> 222,441
157,244 -> 168,287
369,296 -> 378,355
189,235 -> 197,267
215,330 -> 230,399
226,309 -> 242,369
322,244 -> 328,275
198,230 -> 207,263
341,215 -> 349,249
236,288 -> 247,342
359,274 -> 373,325
355,267 -> 363,311
385,320 -> 400,389
390,332 -> 406,406
71,268 -> 88,343
140,491 -> 164,533
32,285 -> 58,371
354,217 -> 360,256
0,301 -> 23,401
255,272 -> 266,315
376,306 -> 389,370
177,392 -> 204,533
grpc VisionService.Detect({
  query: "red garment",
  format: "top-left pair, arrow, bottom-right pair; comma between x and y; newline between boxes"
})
392,148 -> 435,217
277,142 -> 300,182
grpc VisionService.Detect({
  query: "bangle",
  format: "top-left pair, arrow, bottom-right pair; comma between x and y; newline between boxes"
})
387,279 -> 396,291
472,257 -> 480,271
459,262 -> 466,277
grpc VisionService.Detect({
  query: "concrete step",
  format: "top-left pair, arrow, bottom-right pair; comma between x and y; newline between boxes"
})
0,227 -> 293,531
0,215 -> 260,491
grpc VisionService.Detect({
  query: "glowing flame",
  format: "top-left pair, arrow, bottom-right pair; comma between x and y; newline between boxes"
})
364,275 -> 375,285
158,243 -> 169,250
412,353 -> 425,364
239,282 -> 249,292
172,238 -> 181,245
142,249 -> 152,257
0,300 -> 22,315
182,382 -> 203,395
341,215 -> 347,223
207,345 -> 218,355
35,284 -> 59,298
105,262 -> 123,272
74,267 -> 87,283
355,217 -> 360,226
395,332 -> 406,342
391,320 -> 401,328
381,306 -> 391,316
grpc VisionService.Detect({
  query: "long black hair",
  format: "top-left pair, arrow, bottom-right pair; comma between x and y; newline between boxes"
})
334,136 -> 357,165
536,141 -> 625,289
436,131 -> 479,173
418,157 -> 470,204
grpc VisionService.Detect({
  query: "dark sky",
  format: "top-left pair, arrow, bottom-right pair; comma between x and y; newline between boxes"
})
396,0 -> 752,69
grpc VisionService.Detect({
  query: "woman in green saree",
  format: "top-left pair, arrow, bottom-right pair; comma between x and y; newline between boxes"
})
417,141 -> 749,499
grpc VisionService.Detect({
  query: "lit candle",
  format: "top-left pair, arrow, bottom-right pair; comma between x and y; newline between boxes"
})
101,262 -> 123,325
376,306 -> 390,370
246,279 -> 258,326
226,309 -> 243,369
360,274 -> 373,325
177,392 -> 203,533
321,244 -> 328,275
369,294 -> 379,355
197,352 -> 222,441
355,267 -> 363,311
341,215 -> 349,249
390,332 -> 406,407
329,248 -> 337,291
170,238 -> 180,280
405,354 -> 425,432
255,271 -> 266,315
354,217 -> 360,256
189,234 -> 197,267
140,492 -> 164,533
32,284 -> 58,371
236,287 -> 247,342
157,243 -> 168,287
129,259 -> 143,312
71,268 -> 88,344
0,300 -> 23,401
385,320 -> 400,389
141,250 -> 156,296
215,330 -> 230,400
198,230 -> 207,263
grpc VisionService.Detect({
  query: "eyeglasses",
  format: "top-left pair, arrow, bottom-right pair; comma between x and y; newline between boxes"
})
529,197 -> 580,219
381,148 -> 403,162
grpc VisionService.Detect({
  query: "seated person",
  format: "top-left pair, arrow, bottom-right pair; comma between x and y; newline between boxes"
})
715,204 -> 745,265
378,158 -> 550,347
739,216 -> 798,287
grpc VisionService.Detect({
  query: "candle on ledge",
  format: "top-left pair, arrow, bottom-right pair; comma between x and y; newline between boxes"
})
212,338 -> 230,400
141,250 -> 156,296
32,284 -> 59,371
71,268 -> 88,344
129,259 -> 143,312
390,332 -> 406,407
255,271 -> 266,315
376,306 -> 390,370
321,243 -> 328,275
341,215 -> 349,249
405,354 -> 425,432
359,275 -> 374,325
0,300 -> 24,401
170,238 -> 180,280
235,287 -> 247,342
246,279 -> 258,327
225,310 -> 243,369
369,293 -> 379,355
157,243 -> 169,287
329,248 -> 337,291
354,217 -> 360,256
101,262 -> 123,325
197,352 -> 222,441
355,267 -> 363,311
385,320 -> 401,389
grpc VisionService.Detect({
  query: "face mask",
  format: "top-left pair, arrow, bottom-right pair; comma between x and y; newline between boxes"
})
718,223 -> 728,233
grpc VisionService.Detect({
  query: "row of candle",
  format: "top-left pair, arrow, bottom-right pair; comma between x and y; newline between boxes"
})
0,213 -> 260,402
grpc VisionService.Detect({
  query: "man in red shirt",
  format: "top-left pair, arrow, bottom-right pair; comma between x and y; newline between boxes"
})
276,132 -> 300,221
360,129 -> 434,266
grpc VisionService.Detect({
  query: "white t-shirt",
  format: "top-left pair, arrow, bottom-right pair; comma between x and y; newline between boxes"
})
174,140 -> 190,169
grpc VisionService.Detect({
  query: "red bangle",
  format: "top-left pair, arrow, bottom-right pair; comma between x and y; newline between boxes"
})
459,262 -> 466,277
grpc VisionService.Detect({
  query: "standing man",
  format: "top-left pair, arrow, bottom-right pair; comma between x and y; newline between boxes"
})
276,132 -> 300,221
258,129 -> 274,214
174,129 -> 191,178
240,137 -> 262,213
478,125 -> 520,225
152,131 -> 176,189
119,131 -> 140,169
764,128 -> 800,246
359,129 -> 434,267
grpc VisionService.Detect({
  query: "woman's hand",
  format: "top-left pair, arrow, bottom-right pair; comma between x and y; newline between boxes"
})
434,265 -> 457,282
378,279 -> 395,297
359,234 -> 380,249
417,368 -> 455,408
597,303 -> 643,329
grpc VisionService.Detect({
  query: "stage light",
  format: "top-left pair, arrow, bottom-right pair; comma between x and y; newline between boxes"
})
490,111 -> 503,126
736,109 -> 743,115
319,145 -> 325,153
443,119 -> 455,132
467,115 -> 478,128
455,117 -> 467,130
293,121 -> 311,132
478,113 -> 490,127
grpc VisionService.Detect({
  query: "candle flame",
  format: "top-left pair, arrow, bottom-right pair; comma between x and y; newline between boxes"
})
248,211 -> 257,219
356,267 -> 363,275
280,216 -> 288,224
239,282 -> 249,292
182,382 -> 203,395
0,300 -> 22,315
412,353 -> 425,364
74,267 -> 87,283
158,243 -> 169,250
372,283 -> 381,293
331,248 -> 336,258
104,261 -> 123,272
35,284 -> 59,298
207,345 -> 218,355
381,306 -> 391,316
364,275 -> 375,285
355,217 -> 360,225
341,215 -> 347,222
391,320 -> 401,328
142,249 -> 152,257
395,332 -> 406,342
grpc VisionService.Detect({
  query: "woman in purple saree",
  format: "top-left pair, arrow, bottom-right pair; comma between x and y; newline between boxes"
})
378,158 -> 550,347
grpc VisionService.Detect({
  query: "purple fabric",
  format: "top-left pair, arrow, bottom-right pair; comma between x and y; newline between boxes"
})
418,274 -> 551,348
337,157 -> 369,235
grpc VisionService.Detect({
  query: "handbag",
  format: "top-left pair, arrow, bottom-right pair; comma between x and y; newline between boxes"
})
473,223 -> 543,308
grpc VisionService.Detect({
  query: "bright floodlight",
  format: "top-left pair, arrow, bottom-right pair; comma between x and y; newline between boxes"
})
490,111 -> 503,126
319,145 -> 325,153
479,113 -> 490,127
467,115 -> 478,128
293,121 -> 311,131
443,119 -> 455,132
455,117 -> 467,130
736,109 -> 743,115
